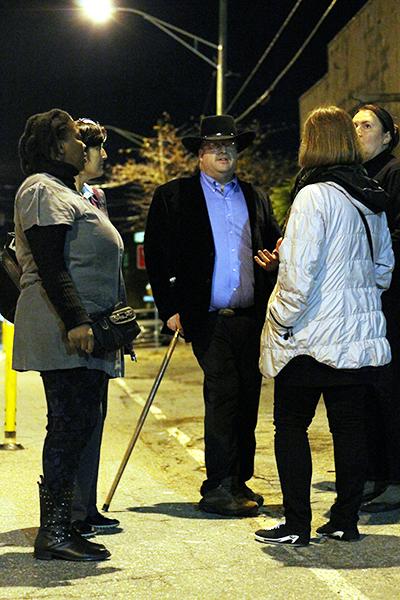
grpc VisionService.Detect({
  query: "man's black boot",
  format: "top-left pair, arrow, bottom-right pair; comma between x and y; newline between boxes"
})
238,482 -> 264,507
199,477 -> 258,517
34,477 -> 111,561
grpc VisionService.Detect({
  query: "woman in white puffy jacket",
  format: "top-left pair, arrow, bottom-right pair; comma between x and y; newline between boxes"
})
255,106 -> 394,548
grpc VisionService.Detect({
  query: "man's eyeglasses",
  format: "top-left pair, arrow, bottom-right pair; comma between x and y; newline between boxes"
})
202,140 -> 237,152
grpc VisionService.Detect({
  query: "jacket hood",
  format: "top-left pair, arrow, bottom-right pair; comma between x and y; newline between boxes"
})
293,165 -> 389,214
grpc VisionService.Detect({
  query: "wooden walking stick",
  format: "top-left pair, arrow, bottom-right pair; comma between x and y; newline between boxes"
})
103,329 -> 180,511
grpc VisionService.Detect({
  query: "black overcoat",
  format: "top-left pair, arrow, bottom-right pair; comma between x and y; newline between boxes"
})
144,174 -> 281,341
364,153 -> 400,355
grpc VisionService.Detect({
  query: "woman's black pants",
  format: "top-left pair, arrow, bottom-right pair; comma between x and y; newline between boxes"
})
72,381 -> 109,520
40,368 -> 108,496
274,379 -> 368,533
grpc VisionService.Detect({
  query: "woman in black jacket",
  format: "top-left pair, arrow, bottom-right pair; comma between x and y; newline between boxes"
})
353,104 -> 400,512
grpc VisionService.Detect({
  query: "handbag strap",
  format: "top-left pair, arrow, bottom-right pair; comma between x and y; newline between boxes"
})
350,203 -> 374,262
326,183 -> 374,262
352,203 -> 375,262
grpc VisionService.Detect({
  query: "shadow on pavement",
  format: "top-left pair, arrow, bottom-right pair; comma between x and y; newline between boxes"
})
319,506 -> 400,525
258,534 -> 400,569
128,502 -> 274,520
259,504 -> 284,519
0,527 -> 36,547
0,528 -> 121,588
359,509 -> 400,526
312,481 -> 336,493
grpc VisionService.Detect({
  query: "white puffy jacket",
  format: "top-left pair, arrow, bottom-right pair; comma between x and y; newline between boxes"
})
260,182 -> 394,378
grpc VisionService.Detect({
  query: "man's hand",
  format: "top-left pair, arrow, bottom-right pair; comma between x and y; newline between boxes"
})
67,323 -> 94,354
167,313 -> 184,335
254,237 -> 282,272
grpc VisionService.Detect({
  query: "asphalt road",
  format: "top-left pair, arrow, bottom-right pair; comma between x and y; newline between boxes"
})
0,341 -> 399,599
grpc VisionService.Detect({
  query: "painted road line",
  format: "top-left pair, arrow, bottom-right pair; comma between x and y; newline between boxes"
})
283,545 -> 370,600
166,426 -> 191,446
115,378 -> 166,420
310,567 -> 369,600
114,379 -> 205,466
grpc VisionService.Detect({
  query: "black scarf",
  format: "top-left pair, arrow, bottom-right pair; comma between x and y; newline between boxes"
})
363,150 -> 395,179
291,164 -> 388,214
40,160 -> 79,191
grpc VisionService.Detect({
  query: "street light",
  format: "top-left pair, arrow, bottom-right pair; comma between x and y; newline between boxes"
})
78,0 -> 227,114
78,0 -> 114,24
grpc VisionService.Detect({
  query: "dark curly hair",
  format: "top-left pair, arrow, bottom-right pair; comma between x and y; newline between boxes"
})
76,118 -> 107,148
18,109 -> 75,176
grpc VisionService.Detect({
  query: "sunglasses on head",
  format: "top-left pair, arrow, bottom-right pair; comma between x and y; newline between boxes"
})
76,118 -> 100,126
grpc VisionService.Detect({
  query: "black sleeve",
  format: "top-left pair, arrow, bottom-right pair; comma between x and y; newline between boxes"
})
385,168 -> 400,249
265,195 -> 282,249
257,188 -> 282,249
144,186 -> 179,322
255,188 -> 282,290
25,224 -> 92,331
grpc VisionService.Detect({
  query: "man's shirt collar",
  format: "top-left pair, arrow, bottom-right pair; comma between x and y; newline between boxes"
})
200,171 -> 238,195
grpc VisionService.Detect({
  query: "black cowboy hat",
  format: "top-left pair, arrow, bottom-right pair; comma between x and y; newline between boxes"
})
181,115 -> 255,154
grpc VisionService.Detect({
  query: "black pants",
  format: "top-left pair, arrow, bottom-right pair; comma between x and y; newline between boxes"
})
191,312 -> 262,494
365,366 -> 400,483
365,290 -> 400,483
72,381 -> 109,520
274,379 -> 368,532
40,368 -> 108,496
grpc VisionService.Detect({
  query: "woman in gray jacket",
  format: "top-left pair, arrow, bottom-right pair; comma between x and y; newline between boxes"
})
14,109 -> 124,561
255,106 -> 393,547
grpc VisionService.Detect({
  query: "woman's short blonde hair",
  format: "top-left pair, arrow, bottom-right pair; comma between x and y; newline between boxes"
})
299,106 -> 363,168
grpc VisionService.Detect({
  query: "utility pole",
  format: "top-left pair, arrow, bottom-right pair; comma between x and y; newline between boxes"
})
216,0 -> 227,115
157,126 -> 166,183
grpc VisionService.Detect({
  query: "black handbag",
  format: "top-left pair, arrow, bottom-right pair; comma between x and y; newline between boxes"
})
0,233 -> 21,323
91,304 -> 141,356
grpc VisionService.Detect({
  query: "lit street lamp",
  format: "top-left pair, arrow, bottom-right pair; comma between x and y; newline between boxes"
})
78,0 -> 227,114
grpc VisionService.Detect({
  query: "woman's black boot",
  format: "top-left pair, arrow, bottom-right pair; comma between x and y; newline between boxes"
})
34,477 -> 111,561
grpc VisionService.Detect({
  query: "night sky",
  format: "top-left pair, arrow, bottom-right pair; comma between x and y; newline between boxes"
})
1,0 -> 369,181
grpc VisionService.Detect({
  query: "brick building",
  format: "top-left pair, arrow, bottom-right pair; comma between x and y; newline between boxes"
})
299,0 -> 400,129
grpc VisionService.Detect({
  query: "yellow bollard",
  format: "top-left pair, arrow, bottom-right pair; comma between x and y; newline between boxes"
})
0,320 -> 23,450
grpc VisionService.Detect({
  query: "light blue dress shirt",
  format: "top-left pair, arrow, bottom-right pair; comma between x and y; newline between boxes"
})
200,172 -> 254,310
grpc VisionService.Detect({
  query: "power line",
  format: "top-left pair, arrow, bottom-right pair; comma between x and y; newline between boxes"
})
104,125 -> 145,146
226,0 -> 304,113
236,0 -> 338,123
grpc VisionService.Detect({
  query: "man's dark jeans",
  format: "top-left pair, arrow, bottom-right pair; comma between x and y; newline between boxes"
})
191,311 -> 262,494
274,379 -> 368,532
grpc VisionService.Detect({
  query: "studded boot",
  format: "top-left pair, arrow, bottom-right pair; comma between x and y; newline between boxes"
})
34,477 -> 111,561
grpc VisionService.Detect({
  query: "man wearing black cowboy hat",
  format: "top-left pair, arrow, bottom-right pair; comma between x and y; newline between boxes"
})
145,115 -> 281,516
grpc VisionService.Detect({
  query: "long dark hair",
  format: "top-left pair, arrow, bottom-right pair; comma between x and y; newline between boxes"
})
18,109 -> 74,175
